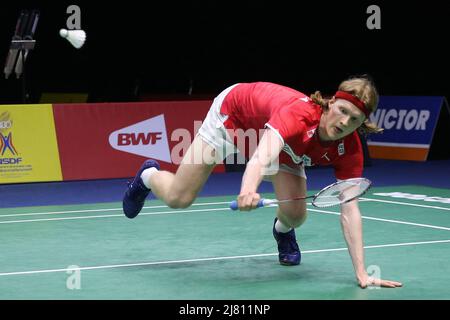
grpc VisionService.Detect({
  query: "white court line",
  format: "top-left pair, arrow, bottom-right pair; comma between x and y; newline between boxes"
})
0,207 -> 229,224
1,196 -> 449,220
1,204 -> 449,231
0,239 -> 448,277
309,208 -> 450,231
0,201 -> 231,218
360,197 -> 450,211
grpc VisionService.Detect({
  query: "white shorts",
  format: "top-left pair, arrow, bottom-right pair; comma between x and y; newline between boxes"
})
197,84 -> 307,180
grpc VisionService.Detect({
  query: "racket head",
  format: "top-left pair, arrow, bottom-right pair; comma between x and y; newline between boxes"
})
312,177 -> 372,208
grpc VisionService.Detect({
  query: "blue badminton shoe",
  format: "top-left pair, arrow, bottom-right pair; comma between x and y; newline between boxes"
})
272,218 -> 301,266
123,159 -> 160,219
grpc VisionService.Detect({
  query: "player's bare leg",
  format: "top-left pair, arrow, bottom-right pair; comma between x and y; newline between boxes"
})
272,170 -> 307,227
270,170 -> 307,265
148,135 -> 217,208
122,135 -> 217,218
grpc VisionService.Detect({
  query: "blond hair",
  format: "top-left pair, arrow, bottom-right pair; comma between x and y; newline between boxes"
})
310,75 -> 383,135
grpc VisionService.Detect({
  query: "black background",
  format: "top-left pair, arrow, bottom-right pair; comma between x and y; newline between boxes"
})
0,1 -> 449,103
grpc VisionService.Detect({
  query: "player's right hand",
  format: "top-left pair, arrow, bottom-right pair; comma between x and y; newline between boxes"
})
358,276 -> 403,289
237,192 -> 261,211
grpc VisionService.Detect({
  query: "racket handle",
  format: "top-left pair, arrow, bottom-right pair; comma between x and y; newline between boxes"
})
229,199 -> 269,211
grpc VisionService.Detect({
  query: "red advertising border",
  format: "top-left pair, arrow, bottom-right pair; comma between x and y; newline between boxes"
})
53,101 -> 224,181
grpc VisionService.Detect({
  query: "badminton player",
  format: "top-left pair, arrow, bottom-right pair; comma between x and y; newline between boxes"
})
122,76 -> 402,289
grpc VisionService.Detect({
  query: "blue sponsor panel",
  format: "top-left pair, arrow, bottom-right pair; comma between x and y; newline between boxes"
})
367,96 -> 443,147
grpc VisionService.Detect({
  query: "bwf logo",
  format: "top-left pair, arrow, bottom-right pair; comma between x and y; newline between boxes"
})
117,132 -> 163,146
109,114 -> 171,162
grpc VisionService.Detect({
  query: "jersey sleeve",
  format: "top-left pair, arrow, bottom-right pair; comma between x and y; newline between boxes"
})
333,132 -> 364,180
265,105 -> 306,145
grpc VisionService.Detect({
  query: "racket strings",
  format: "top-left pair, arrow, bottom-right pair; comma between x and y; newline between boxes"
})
312,178 -> 371,208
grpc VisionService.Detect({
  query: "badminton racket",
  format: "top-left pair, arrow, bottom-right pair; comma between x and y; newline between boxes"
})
230,177 -> 372,210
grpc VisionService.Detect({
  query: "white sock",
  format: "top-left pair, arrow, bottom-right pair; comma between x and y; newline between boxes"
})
140,167 -> 158,189
275,219 -> 292,233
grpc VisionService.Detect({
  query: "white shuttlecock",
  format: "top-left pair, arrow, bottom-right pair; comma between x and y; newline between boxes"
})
59,28 -> 86,49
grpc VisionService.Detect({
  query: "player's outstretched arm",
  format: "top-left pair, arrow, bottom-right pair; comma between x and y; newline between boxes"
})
340,200 -> 403,289
237,128 -> 283,211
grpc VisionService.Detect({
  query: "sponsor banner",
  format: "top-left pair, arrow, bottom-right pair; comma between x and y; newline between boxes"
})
0,104 -> 62,183
367,96 -> 444,160
53,101 -> 224,181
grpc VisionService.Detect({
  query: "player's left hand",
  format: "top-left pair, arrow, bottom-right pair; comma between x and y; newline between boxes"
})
358,275 -> 403,289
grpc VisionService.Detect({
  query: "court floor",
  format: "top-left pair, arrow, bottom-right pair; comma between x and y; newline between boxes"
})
0,185 -> 449,299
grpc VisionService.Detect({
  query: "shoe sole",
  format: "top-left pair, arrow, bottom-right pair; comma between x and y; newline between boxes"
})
279,261 -> 300,266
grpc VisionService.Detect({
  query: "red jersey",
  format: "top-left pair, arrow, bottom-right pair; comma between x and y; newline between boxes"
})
220,82 -> 364,180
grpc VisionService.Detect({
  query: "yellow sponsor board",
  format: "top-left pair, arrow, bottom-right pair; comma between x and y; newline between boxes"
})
0,104 -> 62,183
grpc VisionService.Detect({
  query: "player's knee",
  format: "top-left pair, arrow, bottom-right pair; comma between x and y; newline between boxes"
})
166,193 -> 195,209
290,211 -> 308,228
279,205 -> 307,228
